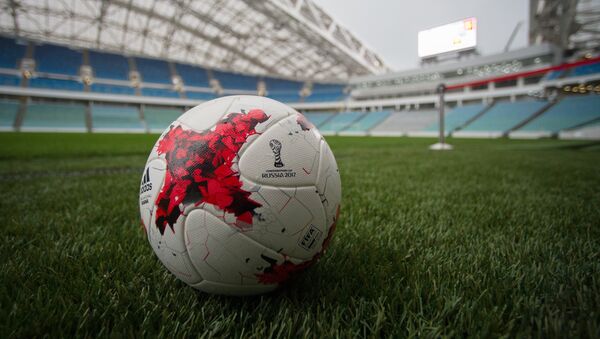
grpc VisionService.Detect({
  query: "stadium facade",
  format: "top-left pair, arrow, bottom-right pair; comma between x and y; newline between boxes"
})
0,0 -> 599,139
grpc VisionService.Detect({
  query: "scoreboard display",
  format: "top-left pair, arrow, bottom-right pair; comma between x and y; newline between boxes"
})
418,17 -> 477,58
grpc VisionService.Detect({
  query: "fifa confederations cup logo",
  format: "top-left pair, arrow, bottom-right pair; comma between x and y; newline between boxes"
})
269,139 -> 284,167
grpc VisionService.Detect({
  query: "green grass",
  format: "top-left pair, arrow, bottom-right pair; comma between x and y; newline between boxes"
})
1,133 -> 599,338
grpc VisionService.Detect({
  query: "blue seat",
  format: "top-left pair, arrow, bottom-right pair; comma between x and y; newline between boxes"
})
570,62 -> 600,77
29,78 -> 84,91
0,37 -> 26,69
185,91 -> 216,100
92,104 -> 143,131
426,104 -> 486,133
34,44 -> 82,76
264,77 -> 303,92
0,99 -> 19,129
141,87 -> 180,98
345,111 -> 391,132
135,57 -> 172,84
462,100 -> 547,132
213,70 -> 258,91
176,63 -> 210,87
319,112 -> 364,132
90,83 -> 135,95
89,51 -> 130,80
144,106 -> 183,131
303,112 -> 333,127
267,92 -> 301,103
0,73 -> 21,86
519,95 -> 600,132
22,102 -> 86,130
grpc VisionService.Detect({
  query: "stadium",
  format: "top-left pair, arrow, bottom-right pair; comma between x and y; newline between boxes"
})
1,0 -> 599,337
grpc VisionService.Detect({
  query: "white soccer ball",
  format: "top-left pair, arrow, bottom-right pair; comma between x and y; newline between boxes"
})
138,95 -> 341,295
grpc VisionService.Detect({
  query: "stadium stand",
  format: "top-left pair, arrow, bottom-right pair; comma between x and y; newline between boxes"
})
89,51 -> 130,81
21,101 -> 86,131
303,112 -> 334,127
91,104 -> 144,132
570,62 -> 600,77
143,106 -> 183,132
185,91 -> 216,100
543,70 -> 564,80
424,103 -> 487,136
135,57 -> 172,84
264,77 -> 303,92
0,99 -> 19,130
454,100 -> 548,138
34,44 -> 81,76
511,95 -> 600,138
372,110 -> 438,136
0,73 -> 21,87
267,92 -> 301,103
559,119 -> 600,140
213,70 -> 258,91
29,78 -> 84,91
0,36 -> 26,69
140,87 -> 180,98
319,111 -> 364,134
175,63 -> 210,88
90,83 -> 136,96
306,83 -> 346,102
342,111 -> 391,134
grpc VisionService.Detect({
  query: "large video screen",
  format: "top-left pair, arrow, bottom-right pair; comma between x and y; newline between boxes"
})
418,17 -> 477,58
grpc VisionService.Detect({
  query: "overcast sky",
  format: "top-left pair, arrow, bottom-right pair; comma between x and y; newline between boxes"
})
313,0 -> 530,71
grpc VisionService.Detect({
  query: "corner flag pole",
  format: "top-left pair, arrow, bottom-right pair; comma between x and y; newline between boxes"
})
429,83 -> 453,150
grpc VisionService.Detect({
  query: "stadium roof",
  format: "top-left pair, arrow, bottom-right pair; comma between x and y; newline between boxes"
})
0,0 -> 389,80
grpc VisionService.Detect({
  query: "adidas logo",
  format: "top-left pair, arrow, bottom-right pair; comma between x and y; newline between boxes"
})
140,168 -> 153,194
142,167 -> 151,184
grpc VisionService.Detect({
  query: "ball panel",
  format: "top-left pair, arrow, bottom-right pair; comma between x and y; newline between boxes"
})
316,139 -> 342,227
176,96 -> 237,132
238,114 -> 321,187
242,185 -> 328,261
147,211 -> 203,285
184,208 -> 286,287
139,158 -> 166,236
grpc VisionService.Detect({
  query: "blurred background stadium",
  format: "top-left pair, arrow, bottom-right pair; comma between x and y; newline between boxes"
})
1,0 -> 600,337
0,0 -> 598,138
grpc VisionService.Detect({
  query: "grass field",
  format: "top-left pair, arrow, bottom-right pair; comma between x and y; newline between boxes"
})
1,132 -> 599,338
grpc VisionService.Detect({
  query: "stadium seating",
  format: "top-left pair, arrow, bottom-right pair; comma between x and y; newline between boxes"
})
371,110 -> 438,136
0,73 -> 21,86
0,99 -> 19,130
135,57 -> 172,84
455,100 -> 548,137
511,95 -> 600,137
21,101 -> 86,131
543,70 -> 564,80
570,62 -> 600,77
141,87 -> 180,98
90,83 -> 136,96
91,104 -> 143,132
267,92 -> 301,103
306,83 -> 346,102
264,77 -> 303,92
212,70 -> 258,91
559,119 -> 600,140
175,63 -> 210,88
424,104 -> 487,135
185,91 -> 216,100
34,44 -> 82,76
319,111 -> 364,134
143,106 -> 183,132
303,112 -> 334,127
0,36 -> 26,69
89,51 -> 130,80
343,111 -> 391,133
29,78 -> 84,91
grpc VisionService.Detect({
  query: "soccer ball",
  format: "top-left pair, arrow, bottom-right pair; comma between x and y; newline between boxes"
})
138,95 -> 341,295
